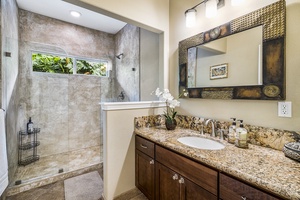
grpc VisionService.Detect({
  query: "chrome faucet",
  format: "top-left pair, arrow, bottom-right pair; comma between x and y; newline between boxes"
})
205,119 -> 216,137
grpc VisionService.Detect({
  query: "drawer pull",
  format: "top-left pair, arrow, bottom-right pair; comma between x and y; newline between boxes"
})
179,177 -> 185,184
150,160 -> 154,165
172,174 -> 178,180
241,196 -> 247,200
140,144 -> 148,149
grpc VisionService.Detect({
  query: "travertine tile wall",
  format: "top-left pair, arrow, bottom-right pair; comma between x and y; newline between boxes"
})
18,10 -> 117,160
114,24 -> 140,101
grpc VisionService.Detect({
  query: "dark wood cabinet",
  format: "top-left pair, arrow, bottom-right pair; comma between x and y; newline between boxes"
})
220,173 -> 282,200
135,136 -> 155,200
135,135 -> 283,200
156,145 -> 218,196
155,145 -> 218,200
156,163 -> 181,200
156,162 -> 217,200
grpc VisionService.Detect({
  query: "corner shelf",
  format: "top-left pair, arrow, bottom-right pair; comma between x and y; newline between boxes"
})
18,128 -> 41,166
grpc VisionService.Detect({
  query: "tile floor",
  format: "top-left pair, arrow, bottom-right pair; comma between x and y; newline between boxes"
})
6,170 -> 147,200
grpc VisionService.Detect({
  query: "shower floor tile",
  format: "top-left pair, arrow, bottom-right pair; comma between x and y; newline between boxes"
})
8,145 -> 102,196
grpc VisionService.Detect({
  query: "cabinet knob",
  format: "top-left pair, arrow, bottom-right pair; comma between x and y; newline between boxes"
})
241,196 -> 247,200
172,174 -> 178,180
149,160 -> 154,165
179,177 -> 185,184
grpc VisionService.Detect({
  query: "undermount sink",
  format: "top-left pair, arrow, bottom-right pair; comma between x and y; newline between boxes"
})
177,136 -> 225,150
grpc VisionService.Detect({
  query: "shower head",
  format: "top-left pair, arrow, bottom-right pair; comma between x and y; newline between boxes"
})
116,53 -> 124,59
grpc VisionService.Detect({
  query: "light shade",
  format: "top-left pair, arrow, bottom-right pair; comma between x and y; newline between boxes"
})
185,9 -> 197,28
70,10 -> 81,18
231,0 -> 244,6
206,0 -> 218,18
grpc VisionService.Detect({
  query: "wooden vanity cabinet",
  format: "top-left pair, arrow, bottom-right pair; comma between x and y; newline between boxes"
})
155,145 -> 218,200
135,135 -> 282,200
135,136 -> 155,200
220,173 -> 282,200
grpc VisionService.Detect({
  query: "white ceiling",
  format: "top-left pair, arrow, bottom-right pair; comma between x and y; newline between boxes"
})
16,0 -> 127,34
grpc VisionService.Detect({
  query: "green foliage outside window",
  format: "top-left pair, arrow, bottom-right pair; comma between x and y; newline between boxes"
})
32,53 -> 107,76
76,59 -> 107,76
32,53 -> 73,74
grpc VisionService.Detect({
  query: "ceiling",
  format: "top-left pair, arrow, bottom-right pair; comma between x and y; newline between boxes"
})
16,0 -> 127,34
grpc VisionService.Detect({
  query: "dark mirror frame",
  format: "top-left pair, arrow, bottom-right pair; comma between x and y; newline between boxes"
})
179,0 -> 285,100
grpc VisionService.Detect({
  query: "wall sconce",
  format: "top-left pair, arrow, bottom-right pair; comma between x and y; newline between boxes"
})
185,0 -> 225,27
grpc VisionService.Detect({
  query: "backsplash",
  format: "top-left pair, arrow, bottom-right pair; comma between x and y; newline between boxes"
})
134,115 -> 300,151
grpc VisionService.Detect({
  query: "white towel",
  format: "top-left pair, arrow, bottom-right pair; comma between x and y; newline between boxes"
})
0,109 -> 8,195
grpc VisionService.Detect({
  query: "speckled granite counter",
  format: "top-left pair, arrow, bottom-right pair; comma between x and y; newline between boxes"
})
134,127 -> 300,200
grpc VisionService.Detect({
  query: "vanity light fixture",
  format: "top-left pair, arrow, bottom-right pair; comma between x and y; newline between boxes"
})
185,0 -> 225,27
70,10 -> 81,18
206,0 -> 218,18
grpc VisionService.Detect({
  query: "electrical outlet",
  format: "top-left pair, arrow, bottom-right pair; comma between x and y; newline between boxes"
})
278,102 -> 292,117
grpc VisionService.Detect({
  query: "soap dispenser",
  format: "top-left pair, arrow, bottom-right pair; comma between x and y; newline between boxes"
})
228,118 -> 236,144
235,120 -> 248,148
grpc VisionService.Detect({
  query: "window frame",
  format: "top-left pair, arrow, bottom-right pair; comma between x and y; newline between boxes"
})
31,51 -> 109,77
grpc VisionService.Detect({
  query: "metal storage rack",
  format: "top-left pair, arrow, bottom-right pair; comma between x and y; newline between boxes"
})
18,128 -> 40,166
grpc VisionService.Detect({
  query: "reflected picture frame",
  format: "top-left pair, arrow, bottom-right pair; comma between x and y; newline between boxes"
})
210,63 -> 228,80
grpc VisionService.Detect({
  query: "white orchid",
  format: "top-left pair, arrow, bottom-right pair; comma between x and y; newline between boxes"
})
153,88 -> 188,123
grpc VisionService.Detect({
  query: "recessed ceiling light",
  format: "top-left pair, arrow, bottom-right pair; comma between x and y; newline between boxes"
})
70,10 -> 81,18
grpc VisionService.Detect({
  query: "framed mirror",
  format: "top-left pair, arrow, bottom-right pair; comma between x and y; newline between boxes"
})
179,0 -> 285,100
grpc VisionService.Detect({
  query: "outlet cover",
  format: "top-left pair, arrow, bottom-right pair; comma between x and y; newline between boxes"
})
278,102 -> 292,117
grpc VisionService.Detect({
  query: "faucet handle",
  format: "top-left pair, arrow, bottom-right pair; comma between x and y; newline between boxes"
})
199,124 -> 204,135
218,129 -> 225,141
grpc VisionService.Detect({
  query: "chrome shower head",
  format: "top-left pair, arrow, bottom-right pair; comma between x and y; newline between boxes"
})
116,53 -> 124,59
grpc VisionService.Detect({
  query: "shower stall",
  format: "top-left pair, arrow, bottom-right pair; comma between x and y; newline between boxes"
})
2,7 -> 160,197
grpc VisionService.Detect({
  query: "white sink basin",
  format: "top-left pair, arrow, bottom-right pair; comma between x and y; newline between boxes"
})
177,136 -> 225,150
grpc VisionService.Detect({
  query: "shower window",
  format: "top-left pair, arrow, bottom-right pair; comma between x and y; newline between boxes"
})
32,52 -> 108,77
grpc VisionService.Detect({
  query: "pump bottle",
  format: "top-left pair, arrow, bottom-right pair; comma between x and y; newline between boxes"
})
235,120 -> 248,148
228,118 -> 236,144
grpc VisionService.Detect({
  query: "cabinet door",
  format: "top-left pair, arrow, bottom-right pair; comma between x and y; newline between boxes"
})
156,163 -> 181,200
136,150 -> 155,200
156,145 -> 218,196
220,173 -> 282,200
182,177 -> 218,200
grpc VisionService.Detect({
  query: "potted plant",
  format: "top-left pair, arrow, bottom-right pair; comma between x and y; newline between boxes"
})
155,88 -> 188,130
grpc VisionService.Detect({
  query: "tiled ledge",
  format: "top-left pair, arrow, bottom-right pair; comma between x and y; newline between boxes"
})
134,115 -> 300,151
6,163 -> 102,197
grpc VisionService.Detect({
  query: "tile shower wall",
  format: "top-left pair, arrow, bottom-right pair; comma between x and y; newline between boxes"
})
18,9 -> 115,159
114,24 -> 140,101
1,0 -> 21,182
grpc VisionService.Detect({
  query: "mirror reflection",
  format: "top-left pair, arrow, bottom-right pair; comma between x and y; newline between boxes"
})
188,25 -> 263,88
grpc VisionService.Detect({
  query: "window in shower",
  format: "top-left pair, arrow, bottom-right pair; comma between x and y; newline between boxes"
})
32,52 -> 108,77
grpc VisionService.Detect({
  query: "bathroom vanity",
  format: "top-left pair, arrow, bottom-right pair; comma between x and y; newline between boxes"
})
134,127 -> 300,200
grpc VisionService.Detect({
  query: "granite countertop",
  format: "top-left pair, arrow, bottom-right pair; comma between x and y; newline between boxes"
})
134,127 -> 300,200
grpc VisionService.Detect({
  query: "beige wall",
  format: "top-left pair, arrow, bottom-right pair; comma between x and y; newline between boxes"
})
170,0 -> 300,131
102,104 -> 163,199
